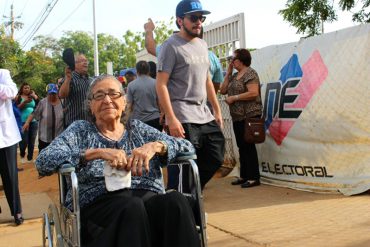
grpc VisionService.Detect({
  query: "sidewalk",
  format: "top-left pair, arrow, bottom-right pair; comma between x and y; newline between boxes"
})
1,162 -> 370,247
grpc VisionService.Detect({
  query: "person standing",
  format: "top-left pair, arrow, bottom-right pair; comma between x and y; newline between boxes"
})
126,61 -> 162,131
144,17 -> 224,93
0,69 -> 24,225
156,0 -> 225,190
15,83 -> 39,163
59,53 -> 92,128
219,48 -> 262,188
23,83 -> 64,152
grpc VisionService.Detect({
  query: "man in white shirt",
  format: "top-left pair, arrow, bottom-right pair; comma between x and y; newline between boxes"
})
0,69 -> 23,225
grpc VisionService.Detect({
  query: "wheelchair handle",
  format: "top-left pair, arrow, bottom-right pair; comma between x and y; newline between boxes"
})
175,152 -> 197,162
59,164 -> 75,175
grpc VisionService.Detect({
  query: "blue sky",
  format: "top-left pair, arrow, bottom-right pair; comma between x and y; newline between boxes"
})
2,0 -> 357,50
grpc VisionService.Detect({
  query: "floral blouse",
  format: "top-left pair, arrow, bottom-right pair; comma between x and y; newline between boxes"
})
227,67 -> 262,122
35,119 -> 194,209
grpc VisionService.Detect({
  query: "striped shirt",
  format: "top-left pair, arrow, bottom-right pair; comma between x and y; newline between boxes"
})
60,71 -> 92,127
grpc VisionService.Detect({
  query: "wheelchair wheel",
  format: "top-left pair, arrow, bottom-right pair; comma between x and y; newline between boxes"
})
42,204 -> 63,247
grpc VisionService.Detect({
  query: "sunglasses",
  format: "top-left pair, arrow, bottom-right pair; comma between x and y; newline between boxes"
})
185,15 -> 206,23
227,56 -> 238,62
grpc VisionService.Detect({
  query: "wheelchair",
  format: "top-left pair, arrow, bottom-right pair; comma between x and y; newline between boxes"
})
42,152 -> 207,247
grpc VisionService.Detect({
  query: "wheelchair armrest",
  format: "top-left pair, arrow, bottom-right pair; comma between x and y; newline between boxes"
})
59,164 -> 75,175
174,152 -> 197,162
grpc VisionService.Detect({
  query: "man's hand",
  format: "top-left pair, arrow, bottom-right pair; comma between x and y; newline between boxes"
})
65,67 -> 72,81
167,116 -> 185,138
214,112 -> 224,130
144,18 -> 155,32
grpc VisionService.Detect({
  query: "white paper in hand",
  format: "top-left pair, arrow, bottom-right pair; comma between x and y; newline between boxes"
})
103,162 -> 131,191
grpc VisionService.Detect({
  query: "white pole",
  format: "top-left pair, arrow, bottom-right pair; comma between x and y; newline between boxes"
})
93,0 -> 99,76
107,62 -> 113,75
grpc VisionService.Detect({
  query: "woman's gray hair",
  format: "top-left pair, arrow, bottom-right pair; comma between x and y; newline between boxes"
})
85,74 -> 131,124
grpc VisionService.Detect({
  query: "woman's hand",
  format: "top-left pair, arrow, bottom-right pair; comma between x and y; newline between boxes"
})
100,148 -> 128,170
226,62 -> 233,76
22,122 -> 30,132
24,96 -> 32,103
225,95 -> 237,105
29,90 -> 37,100
126,142 -> 159,176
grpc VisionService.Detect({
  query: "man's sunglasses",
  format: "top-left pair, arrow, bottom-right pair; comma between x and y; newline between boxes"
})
185,15 -> 206,23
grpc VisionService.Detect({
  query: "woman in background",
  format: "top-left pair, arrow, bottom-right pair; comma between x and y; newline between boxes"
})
220,48 -> 263,188
15,83 -> 38,163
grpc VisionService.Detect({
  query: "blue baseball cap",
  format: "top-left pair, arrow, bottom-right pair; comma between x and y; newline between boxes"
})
176,0 -> 211,17
46,83 -> 58,94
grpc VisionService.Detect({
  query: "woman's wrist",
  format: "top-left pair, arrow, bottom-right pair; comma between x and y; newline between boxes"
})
155,141 -> 168,156
234,95 -> 239,101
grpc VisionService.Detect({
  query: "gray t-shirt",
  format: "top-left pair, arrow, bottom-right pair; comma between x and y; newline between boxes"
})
157,34 -> 214,124
126,75 -> 160,122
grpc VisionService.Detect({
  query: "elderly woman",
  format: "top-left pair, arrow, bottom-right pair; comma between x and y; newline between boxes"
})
220,48 -> 263,188
35,75 -> 200,247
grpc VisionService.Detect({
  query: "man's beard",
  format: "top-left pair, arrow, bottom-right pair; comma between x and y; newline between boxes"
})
183,24 -> 201,38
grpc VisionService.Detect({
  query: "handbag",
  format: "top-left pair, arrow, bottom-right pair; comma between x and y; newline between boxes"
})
243,80 -> 266,143
244,117 -> 265,143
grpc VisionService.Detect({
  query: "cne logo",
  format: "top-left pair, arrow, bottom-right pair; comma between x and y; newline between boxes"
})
263,50 -> 328,145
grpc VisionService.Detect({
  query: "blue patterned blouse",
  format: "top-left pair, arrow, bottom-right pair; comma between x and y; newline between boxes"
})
35,119 -> 194,209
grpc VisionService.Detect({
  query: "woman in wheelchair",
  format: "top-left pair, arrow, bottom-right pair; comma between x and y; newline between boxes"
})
35,75 -> 200,247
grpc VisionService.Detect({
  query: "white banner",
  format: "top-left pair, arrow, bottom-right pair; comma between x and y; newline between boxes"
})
252,24 -> 370,195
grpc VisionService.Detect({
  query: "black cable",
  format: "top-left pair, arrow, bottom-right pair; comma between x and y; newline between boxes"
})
22,0 -> 60,48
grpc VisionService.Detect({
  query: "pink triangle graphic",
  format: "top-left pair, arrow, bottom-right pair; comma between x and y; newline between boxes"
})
269,50 -> 328,145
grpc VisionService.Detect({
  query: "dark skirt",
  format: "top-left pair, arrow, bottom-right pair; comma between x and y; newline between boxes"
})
80,189 -> 200,247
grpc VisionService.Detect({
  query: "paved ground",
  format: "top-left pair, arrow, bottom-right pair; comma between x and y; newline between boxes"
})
1,160 -> 370,247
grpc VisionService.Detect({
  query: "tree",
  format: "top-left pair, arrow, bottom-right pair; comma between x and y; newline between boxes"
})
97,33 -> 122,74
14,50 -> 59,97
152,17 -> 175,46
121,30 -> 144,68
31,35 -> 61,57
279,0 -> 370,37
0,25 -> 24,76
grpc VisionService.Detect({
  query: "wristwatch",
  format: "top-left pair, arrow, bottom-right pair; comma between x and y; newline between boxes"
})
80,149 -> 87,164
156,140 -> 168,156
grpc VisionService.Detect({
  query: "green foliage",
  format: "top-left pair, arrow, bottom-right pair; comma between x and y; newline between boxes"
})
153,17 -> 175,45
14,50 -> 58,97
121,30 -> 144,68
280,0 -> 370,37
0,26 -> 24,76
279,0 -> 337,36
97,33 -> 122,73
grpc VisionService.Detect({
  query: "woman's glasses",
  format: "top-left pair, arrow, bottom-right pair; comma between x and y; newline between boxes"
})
91,91 -> 122,101
185,15 -> 206,23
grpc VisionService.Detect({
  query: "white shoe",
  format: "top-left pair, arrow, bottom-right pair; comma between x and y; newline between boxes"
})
20,158 -> 25,164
